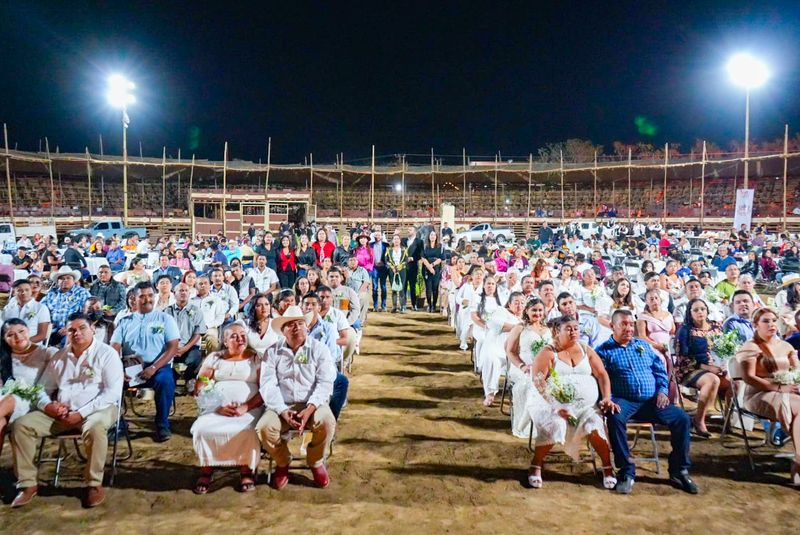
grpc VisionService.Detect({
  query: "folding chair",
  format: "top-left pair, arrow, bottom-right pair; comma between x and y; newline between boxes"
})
499,357 -> 513,416
628,421 -> 660,475
719,375 -> 776,471
526,423 -> 598,474
125,386 -> 177,417
261,430 -> 335,485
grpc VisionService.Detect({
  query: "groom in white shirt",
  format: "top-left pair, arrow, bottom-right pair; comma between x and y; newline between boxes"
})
9,312 -> 123,509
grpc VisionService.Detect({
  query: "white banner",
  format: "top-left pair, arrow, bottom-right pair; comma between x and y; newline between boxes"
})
733,189 -> 754,231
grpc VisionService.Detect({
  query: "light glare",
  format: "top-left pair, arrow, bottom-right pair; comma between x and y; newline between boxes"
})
727,53 -> 769,89
107,74 -> 136,108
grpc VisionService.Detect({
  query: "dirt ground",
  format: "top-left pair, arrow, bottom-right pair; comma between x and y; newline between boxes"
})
1,311 -> 798,534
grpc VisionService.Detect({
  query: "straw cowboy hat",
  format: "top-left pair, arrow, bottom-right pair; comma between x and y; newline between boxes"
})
780,273 -> 800,288
50,265 -> 82,283
271,305 -> 314,334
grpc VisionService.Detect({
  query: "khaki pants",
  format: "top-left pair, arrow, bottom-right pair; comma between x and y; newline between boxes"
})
10,405 -> 118,488
358,290 -> 369,324
202,327 -> 220,353
343,327 -> 357,369
256,403 -> 335,468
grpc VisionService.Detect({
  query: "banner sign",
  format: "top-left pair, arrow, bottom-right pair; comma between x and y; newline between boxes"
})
733,189 -> 754,231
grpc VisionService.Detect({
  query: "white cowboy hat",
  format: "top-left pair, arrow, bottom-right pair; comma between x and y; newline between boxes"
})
271,305 -> 314,334
50,265 -> 82,283
780,273 -> 800,288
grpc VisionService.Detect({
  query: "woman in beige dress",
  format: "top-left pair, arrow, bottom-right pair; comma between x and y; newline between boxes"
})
735,307 -> 800,486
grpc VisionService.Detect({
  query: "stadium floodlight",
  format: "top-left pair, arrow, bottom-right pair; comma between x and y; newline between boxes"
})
726,53 -> 768,190
394,183 -> 402,192
106,74 -> 135,225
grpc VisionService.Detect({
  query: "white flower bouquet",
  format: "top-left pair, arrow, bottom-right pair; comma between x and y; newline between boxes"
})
1,378 -> 44,402
535,368 -> 583,426
707,330 -> 741,368
530,338 -> 548,358
773,368 -> 800,385
195,375 -> 224,414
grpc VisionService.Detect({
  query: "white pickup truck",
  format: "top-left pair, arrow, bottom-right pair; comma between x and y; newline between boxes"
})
455,223 -> 516,245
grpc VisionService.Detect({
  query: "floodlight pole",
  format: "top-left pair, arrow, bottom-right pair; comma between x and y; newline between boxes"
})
122,107 -> 129,226
743,88 -> 751,190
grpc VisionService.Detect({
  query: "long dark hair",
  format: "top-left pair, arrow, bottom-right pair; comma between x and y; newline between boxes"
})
477,276 -> 502,318
682,298 -> 708,329
787,282 -> 800,310
247,293 -> 272,332
0,318 -> 29,382
522,298 -> 545,326
612,278 -> 634,309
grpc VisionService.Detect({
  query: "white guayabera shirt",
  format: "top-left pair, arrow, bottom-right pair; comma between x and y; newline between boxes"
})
260,337 -> 335,414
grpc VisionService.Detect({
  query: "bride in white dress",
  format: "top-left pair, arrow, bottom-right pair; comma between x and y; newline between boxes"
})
505,298 -> 553,438
455,266 -> 484,350
526,315 -> 619,489
0,319 -> 55,455
191,322 -> 264,494
469,276 -> 504,373
480,291 -> 525,407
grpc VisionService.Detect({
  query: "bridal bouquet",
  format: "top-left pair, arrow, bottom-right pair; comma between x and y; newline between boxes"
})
195,375 -> 224,414
707,330 -> 741,368
535,368 -> 582,426
530,338 -> 548,358
0,378 -> 43,402
773,368 -> 800,385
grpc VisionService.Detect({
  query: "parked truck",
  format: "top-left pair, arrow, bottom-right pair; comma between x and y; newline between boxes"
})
63,220 -> 147,242
454,223 -> 516,245
0,222 -> 58,252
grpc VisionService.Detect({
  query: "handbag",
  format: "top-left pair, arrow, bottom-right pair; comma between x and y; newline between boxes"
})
391,272 -> 403,292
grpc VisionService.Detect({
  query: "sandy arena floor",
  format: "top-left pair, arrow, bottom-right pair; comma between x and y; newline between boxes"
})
1,311 -> 798,534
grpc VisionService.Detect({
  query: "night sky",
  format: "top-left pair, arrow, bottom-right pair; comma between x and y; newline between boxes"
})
2,1 -> 800,164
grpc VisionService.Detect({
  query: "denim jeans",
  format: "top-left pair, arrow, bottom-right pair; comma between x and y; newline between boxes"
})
330,372 -> 349,420
141,365 -> 176,433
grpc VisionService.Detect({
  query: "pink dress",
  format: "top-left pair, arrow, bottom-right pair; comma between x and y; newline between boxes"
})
640,312 -> 677,401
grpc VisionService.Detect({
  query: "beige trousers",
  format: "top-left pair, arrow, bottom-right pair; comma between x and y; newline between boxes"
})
10,405 -> 118,488
256,403 -> 335,468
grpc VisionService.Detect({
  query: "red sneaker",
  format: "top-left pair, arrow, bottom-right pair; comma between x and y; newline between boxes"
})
272,465 -> 290,490
311,464 -> 330,488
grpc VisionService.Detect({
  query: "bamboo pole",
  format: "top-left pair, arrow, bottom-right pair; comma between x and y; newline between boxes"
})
265,138 -> 271,232
45,138 -> 54,222
222,141 -> 228,235
3,124 -> 14,226
783,124 -> 789,231
309,152 -> 314,217
627,148 -> 632,220
462,148 -> 467,218
662,143 -> 669,221
85,147 -> 92,225
700,141 -> 707,228
593,150 -> 598,217
370,145 -> 375,224
431,148 -> 436,223
176,148 -> 182,203
161,146 -> 167,225
493,153 -> 499,223
526,153 -> 532,235
189,154 -> 195,237
401,155 -> 406,220
99,134 -> 105,207
559,150 -> 565,223
339,152 -> 344,229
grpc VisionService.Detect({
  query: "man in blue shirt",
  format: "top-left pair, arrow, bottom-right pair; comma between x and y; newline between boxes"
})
556,292 -> 603,348
595,309 -> 698,495
42,266 -> 91,345
151,253 -> 183,287
722,290 -> 755,342
711,245 -> 737,271
111,282 -> 180,442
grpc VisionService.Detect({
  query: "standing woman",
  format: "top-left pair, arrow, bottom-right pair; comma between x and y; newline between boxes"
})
506,298 -> 553,437
447,256 -> 467,327
276,235 -> 298,290
470,276 -> 503,373
736,307 -> 800,486
0,319 -> 56,455
386,234 -> 409,313
675,298 -> 727,437
480,291 -> 525,407
421,230 -> 445,313
295,234 -> 317,278
312,229 -> 335,267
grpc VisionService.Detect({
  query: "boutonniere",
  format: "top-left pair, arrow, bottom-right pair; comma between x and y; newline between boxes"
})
636,345 -> 645,355
79,364 -> 97,380
25,310 -> 37,320
67,295 -> 75,302
187,309 -> 196,318
205,298 -> 216,307
151,324 -> 165,334
295,347 -> 309,365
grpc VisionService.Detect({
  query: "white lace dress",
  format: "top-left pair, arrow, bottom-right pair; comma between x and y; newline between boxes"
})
525,345 -> 607,460
190,353 -> 264,470
470,296 -> 502,372
509,327 -> 552,438
480,308 -> 522,397
1,345 -> 53,423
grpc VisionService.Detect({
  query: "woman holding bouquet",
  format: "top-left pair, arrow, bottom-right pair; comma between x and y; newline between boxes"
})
527,315 -> 618,489
506,298 -> 553,437
736,307 -> 800,485
191,321 -> 264,494
675,298 -> 727,437
0,319 -> 56,456
480,291 -> 525,407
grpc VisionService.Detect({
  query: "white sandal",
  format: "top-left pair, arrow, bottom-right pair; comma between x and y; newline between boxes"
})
601,465 -> 617,490
528,465 -> 543,489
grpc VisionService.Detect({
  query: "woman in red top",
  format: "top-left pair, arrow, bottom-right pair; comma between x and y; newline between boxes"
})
312,229 -> 335,267
276,235 -> 298,289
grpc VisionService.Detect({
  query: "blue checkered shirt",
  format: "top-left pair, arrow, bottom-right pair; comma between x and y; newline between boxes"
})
595,336 -> 669,402
41,285 -> 91,330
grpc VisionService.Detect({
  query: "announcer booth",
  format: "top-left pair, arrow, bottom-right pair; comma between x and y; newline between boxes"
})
190,189 -> 313,238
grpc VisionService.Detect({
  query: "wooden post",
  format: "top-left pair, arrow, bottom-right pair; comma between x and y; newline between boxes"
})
700,141 -> 707,228
462,147 -> 467,218
45,138 -> 55,221
161,146 -> 167,226
265,137 -> 271,232
493,153 -> 499,223
176,148 -> 182,203
3,124 -> 14,226
526,153 -> 533,235
559,150 -> 565,223
627,148 -> 632,220
189,154 -> 195,235
431,148 -> 436,223
85,148 -> 93,225
401,155 -> 406,220
339,152 -> 344,229
309,152 -> 314,211
222,142 -> 228,236
783,124 -> 789,231
662,143 -> 669,221
593,150 -> 598,217
99,134 -> 105,207
370,145 -> 375,224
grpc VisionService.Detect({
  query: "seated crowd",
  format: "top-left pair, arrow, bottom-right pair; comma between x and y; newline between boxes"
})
1,219 -> 800,508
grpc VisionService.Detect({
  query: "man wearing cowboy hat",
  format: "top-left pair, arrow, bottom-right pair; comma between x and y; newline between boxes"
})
41,266 -> 91,346
257,305 -> 336,490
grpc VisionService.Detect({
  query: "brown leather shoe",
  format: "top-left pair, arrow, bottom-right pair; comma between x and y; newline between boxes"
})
84,486 -> 106,508
11,486 -> 38,508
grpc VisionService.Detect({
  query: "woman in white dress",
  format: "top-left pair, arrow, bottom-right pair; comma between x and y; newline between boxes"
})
526,315 -> 618,489
0,319 -> 55,455
470,276 -> 503,374
245,293 -> 280,354
506,298 -> 553,437
480,291 -> 525,407
554,264 -> 580,297
455,266 -> 484,351
191,322 -> 264,494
